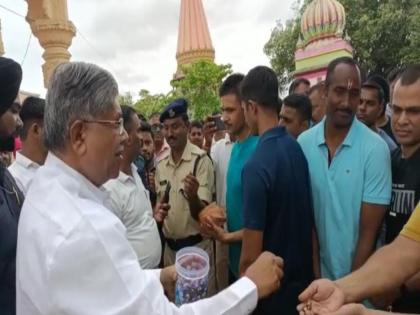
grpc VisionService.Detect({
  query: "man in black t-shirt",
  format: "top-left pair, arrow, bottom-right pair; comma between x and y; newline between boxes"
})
384,65 -> 420,313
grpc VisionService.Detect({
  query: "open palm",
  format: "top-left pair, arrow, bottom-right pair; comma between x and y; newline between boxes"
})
298,279 -> 346,314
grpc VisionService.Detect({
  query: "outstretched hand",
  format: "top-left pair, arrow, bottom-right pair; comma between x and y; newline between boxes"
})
297,279 -> 346,315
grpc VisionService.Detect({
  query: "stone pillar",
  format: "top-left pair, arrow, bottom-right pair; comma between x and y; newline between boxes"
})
26,0 -> 76,87
0,20 -> 5,56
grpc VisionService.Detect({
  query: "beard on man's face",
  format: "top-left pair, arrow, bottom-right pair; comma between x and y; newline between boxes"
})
0,136 -> 15,151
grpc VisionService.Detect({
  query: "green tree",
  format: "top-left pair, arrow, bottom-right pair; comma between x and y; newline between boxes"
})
264,0 -> 420,91
172,60 -> 232,120
118,92 -> 134,107
264,18 -> 302,93
134,89 -> 177,119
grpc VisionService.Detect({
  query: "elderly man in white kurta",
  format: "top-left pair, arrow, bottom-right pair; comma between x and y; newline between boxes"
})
16,62 -> 283,315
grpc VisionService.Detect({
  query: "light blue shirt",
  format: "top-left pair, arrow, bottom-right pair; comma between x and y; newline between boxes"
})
298,118 -> 392,280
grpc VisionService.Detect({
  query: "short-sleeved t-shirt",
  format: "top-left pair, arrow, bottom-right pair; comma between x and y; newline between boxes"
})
242,127 -> 314,315
386,147 -> 420,243
298,118 -> 392,280
401,203 -> 420,242
226,136 -> 258,277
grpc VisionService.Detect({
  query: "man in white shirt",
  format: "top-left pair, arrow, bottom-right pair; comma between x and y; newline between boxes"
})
16,61 -> 284,315
8,96 -> 47,194
210,133 -> 233,207
104,105 -> 162,269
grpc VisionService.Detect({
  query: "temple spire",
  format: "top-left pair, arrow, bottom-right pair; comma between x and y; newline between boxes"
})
175,0 -> 215,79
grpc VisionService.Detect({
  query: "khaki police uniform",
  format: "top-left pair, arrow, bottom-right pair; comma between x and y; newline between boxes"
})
156,140 -> 216,295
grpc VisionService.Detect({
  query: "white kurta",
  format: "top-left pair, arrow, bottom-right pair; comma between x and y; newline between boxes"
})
104,164 -> 161,269
8,151 -> 40,195
16,153 -> 258,315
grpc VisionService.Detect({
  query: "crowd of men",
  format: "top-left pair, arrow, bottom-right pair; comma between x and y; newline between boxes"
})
0,54 -> 419,315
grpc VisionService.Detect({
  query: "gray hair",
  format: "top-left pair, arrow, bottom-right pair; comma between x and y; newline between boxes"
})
44,62 -> 119,151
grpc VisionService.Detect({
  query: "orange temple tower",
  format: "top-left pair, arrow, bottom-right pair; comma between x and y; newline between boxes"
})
174,0 -> 215,79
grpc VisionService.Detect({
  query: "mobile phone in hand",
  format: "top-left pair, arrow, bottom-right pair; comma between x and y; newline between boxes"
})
212,116 -> 226,131
162,182 -> 171,204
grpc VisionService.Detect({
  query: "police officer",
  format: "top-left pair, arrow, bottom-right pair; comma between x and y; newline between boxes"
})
155,98 -> 216,295
0,57 -> 25,315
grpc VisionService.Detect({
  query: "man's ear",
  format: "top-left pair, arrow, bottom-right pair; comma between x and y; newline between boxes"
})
378,102 -> 385,119
125,128 -> 133,147
32,122 -> 43,138
68,120 -> 88,156
321,82 -> 328,99
250,101 -> 258,116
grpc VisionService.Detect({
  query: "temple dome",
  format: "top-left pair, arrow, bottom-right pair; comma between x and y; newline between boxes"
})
300,0 -> 346,47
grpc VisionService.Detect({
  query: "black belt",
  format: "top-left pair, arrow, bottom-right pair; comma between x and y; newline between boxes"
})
165,234 -> 203,251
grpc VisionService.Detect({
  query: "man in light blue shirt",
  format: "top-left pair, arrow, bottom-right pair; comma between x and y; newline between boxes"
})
298,57 -> 392,280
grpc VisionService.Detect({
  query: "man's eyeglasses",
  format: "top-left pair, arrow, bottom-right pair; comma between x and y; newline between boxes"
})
83,118 -> 125,135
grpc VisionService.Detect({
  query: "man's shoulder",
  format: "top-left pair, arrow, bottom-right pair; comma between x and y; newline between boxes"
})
189,142 -> 207,157
298,123 -> 320,146
210,139 -> 232,161
357,123 -> 389,155
189,144 -> 212,166
103,175 -> 133,200
8,159 -> 21,175
21,179 -> 83,238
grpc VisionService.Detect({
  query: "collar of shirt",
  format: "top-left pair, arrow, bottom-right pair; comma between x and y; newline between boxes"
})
166,140 -> 199,167
45,153 -> 109,205
15,151 -> 40,169
315,116 -> 359,148
157,140 -> 170,156
224,133 -> 233,145
211,134 -> 233,150
155,140 -> 170,163
259,126 -> 287,142
117,163 -> 143,185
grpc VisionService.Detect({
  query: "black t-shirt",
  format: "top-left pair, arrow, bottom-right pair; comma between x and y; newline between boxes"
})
385,147 -> 420,313
386,147 -> 420,242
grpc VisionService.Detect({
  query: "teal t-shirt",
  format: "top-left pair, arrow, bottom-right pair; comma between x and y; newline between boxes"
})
226,136 -> 259,277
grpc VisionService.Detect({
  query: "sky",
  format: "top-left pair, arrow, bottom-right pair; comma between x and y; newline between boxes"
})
1,0 -> 295,98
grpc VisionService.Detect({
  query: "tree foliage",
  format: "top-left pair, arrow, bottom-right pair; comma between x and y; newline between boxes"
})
134,89 -> 178,119
118,92 -> 134,107
132,60 -> 232,120
264,0 -> 420,91
172,60 -> 232,120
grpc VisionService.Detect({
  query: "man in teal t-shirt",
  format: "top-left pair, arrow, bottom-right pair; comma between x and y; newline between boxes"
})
226,135 -> 258,278
200,73 -> 258,282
